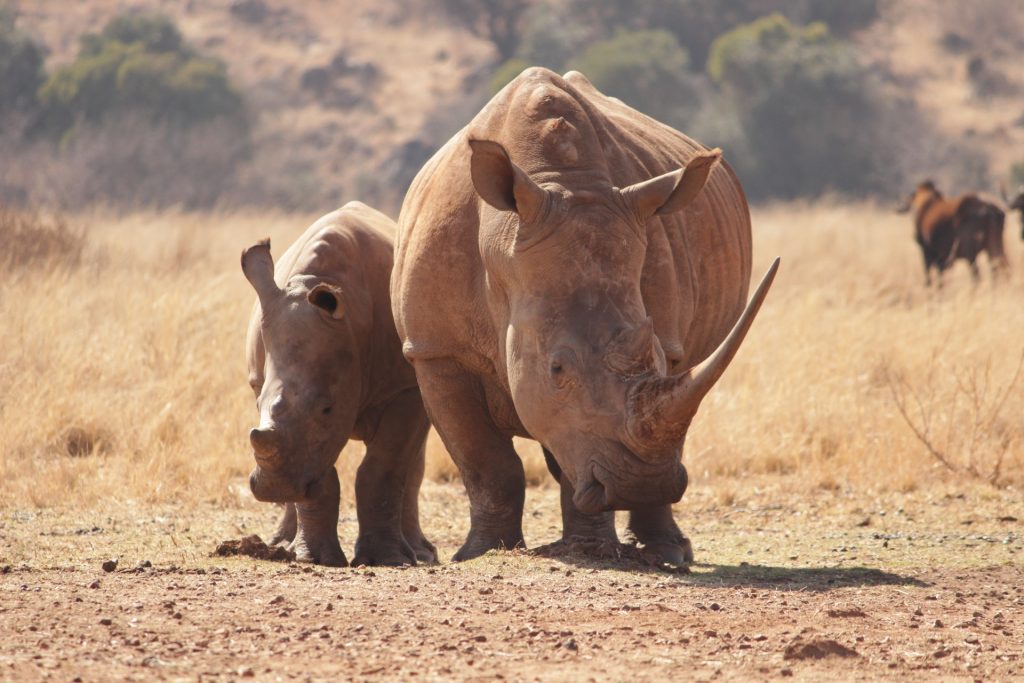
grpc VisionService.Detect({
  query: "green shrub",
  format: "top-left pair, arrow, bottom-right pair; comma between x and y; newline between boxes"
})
36,13 -> 246,140
489,58 -> 532,93
706,14 -> 890,199
568,30 -> 697,123
1010,162 -> 1024,191
0,5 -> 45,115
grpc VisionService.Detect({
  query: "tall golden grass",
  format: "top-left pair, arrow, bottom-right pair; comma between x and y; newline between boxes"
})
0,202 -> 1021,510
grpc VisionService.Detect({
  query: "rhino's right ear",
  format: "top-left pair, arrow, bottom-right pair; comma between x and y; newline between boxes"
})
241,238 -> 280,304
468,138 -> 547,223
621,149 -> 721,220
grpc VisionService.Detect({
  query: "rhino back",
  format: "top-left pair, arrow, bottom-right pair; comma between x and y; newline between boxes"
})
561,71 -> 752,368
395,67 -> 752,371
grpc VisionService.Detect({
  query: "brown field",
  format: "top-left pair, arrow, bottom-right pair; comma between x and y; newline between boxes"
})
1,202 -> 1023,681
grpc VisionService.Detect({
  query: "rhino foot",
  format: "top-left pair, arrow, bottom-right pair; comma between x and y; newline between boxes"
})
638,537 -> 694,569
453,531 -> 525,562
407,535 -> 439,564
291,533 -> 347,567
351,534 -> 418,567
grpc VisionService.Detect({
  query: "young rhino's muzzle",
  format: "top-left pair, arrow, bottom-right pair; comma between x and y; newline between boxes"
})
247,427 -> 324,503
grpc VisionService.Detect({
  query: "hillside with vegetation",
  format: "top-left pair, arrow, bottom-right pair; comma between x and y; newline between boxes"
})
2,0 -> 1023,213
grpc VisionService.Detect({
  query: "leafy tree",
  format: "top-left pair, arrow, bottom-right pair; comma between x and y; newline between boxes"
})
0,5 -> 45,115
36,13 -> 246,140
438,0 -> 531,60
489,58 -> 531,93
706,14 -> 890,199
1010,162 -> 1024,191
568,30 -> 697,124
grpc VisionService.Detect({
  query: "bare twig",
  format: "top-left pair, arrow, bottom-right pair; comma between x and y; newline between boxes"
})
882,348 -> 1024,485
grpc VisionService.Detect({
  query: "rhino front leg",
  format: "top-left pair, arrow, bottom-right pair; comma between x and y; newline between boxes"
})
415,358 -> 525,562
543,448 -> 617,542
268,503 -> 297,547
291,467 -> 347,567
352,388 -> 434,566
627,504 -> 694,567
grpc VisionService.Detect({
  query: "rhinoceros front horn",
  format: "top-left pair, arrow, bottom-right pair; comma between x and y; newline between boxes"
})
626,257 -> 780,453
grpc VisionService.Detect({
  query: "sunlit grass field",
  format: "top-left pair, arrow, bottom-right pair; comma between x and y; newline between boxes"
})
1,201 -> 1021,511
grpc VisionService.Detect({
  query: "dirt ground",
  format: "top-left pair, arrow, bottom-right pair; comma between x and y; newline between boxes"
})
1,479 -> 1021,682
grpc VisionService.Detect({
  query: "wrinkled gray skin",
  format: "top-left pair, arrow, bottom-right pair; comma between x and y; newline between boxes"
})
392,68 -> 778,566
243,201 -> 436,567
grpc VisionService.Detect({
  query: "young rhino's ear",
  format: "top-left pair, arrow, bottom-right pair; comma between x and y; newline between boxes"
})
307,282 -> 346,319
242,238 -> 280,306
621,149 -> 722,220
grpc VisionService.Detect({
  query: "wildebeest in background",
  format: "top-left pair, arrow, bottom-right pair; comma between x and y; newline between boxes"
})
899,180 -> 1008,286
1000,184 -> 1024,241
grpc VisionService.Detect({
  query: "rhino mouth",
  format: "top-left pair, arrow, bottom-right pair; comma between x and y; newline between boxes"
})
572,472 -> 609,514
572,460 -> 688,513
249,465 -> 324,503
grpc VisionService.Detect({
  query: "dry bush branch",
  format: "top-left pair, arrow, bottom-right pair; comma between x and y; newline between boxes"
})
883,348 -> 1024,485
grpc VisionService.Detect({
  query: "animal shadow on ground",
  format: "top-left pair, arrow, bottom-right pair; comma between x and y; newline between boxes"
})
530,537 -> 926,592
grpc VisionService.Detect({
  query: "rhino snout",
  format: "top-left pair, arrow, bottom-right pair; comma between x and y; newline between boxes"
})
250,427 -> 282,465
574,461 -> 688,512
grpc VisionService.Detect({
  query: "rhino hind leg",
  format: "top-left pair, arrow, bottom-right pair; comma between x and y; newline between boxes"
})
291,467 -> 347,567
352,388 -> 436,566
415,359 -> 525,562
543,448 -> 618,543
268,503 -> 297,547
627,504 -> 694,568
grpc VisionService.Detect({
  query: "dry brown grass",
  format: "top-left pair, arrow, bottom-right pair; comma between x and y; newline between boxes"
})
0,202 -> 1021,511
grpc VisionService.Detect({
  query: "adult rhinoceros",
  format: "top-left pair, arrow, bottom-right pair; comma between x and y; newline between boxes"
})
392,68 -> 778,566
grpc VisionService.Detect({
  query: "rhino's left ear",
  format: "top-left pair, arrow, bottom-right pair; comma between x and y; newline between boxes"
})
307,282 -> 346,320
621,149 -> 721,220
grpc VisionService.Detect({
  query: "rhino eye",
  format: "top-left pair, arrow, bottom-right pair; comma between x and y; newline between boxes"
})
322,405 -> 333,416
549,348 -> 577,389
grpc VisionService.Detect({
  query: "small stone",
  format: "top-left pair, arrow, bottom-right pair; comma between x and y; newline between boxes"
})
238,666 -> 255,677
781,668 -> 793,677
710,602 -> 722,611
408,585 -> 418,592
88,580 -> 100,589
101,559 -> 118,573
99,618 -> 112,626
562,638 -> 578,651
934,619 -> 944,628
479,587 -> 493,595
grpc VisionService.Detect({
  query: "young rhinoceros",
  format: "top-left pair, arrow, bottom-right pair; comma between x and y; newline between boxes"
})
241,201 -> 435,567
